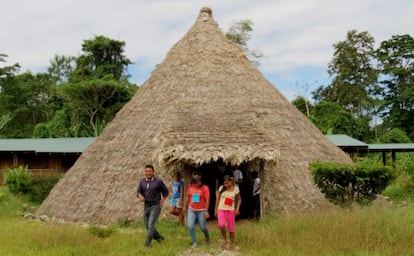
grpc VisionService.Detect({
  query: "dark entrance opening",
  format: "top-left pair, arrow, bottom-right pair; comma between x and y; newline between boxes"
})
192,161 -> 255,219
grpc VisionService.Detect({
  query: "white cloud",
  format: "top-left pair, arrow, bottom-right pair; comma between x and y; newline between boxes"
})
1,0 -> 413,98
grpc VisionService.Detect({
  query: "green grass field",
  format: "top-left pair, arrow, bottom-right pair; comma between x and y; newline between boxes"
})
1,186 -> 414,256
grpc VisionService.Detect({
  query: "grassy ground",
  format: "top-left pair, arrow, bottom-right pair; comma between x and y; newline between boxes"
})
1,186 -> 414,256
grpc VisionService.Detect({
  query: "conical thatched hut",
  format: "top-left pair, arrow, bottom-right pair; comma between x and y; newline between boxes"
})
37,7 -> 352,223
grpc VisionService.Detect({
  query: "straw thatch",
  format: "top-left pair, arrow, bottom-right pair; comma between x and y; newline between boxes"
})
37,7 -> 352,223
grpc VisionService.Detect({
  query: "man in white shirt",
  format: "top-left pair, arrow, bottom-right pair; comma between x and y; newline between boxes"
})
232,166 -> 243,189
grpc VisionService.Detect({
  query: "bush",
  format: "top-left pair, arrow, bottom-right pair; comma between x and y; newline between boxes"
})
4,166 -> 30,195
310,161 -> 395,207
4,166 -> 61,203
28,174 -> 61,203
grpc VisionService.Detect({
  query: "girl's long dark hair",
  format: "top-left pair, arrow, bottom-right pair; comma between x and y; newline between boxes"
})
219,175 -> 233,194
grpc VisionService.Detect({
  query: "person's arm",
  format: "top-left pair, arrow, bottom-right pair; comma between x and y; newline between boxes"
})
205,198 -> 210,219
235,192 -> 242,215
214,190 -> 220,217
204,185 -> 210,219
184,190 -> 190,214
137,181 -> 145,202
160,180 -> 169,207
179,181 -> 184,204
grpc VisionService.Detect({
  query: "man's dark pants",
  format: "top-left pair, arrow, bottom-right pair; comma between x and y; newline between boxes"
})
143,203 -> 163,246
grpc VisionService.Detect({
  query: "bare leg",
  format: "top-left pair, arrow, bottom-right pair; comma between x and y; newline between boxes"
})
220,227 -> 227,249
169,207 -> 178,216
177,208 -> 184,225
229,232 -> 235,250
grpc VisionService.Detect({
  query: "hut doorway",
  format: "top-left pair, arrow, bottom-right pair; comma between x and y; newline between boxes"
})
192,161 -> 255,219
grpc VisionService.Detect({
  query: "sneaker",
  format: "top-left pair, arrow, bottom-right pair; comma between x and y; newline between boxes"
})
155,235 -> 164,243
205,237 -> 210,244
191,242 -> 198,248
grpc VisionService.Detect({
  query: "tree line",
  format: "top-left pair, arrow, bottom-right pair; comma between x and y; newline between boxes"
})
292,31 -> 413,143
0,36 -> 137,138
1,23 -> 413,143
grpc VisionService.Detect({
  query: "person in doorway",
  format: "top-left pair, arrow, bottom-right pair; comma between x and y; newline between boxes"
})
232,166 -> 243,213
251,171 -> 260,220
232,166 -> 243,189
215,163 -> 233,192
184,173 -> 211,248
169,171 -> 184,225
214,175 -> 241,250
137,164 -> 169,248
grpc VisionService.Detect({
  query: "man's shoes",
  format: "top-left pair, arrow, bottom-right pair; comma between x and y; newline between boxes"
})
155,235 -> 164,243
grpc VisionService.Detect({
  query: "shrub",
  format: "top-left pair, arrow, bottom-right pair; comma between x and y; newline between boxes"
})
310,161 -> 395,207
4,166 -> 30,195
28,174 -> 61,203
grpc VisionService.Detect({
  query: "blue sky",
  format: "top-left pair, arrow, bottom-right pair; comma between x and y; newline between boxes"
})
2,0 -> 413,101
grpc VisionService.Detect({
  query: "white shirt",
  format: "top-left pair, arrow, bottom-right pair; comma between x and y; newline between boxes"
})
233,169 -> 243,188
253,177 -> 260,196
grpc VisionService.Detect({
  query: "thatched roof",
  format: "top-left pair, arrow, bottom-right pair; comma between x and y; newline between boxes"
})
37,7 -> 352,223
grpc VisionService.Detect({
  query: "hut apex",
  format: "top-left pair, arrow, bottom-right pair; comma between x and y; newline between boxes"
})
36,7 -> 352,224
200,7 -> 212,22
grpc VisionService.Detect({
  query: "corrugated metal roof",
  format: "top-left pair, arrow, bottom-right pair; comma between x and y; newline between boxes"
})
326,135 -> 414,152
325,134 -> 368,147
1,136 -> 413,154
0,138 -> 95,153
368,143 -> 414,152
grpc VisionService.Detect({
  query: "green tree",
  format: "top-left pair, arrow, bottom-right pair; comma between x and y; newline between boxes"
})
320,30 -> 379,119
311,101 -> 359,136
225,19 -> 263,66
47,54 -> 76,84
292,96 -> 313,117
0,71 -> 54,137
36,35 -> 136,138
0,53 -> 19,136
0,53 -> 19,78
0,113 -> 12,132
0,53 -> 19,137
379,128 -> 411,143
70,35 -> 133,82
376,34 -> 414,139
58,79 -> 133,136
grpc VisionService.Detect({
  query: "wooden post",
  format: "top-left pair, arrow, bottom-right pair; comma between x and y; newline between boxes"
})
391,151 -> 396,168
259,159 -> 264,218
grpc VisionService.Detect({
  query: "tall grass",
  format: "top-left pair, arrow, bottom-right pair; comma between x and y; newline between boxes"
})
1,186 -> 414,255
237,206 -> 414,256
